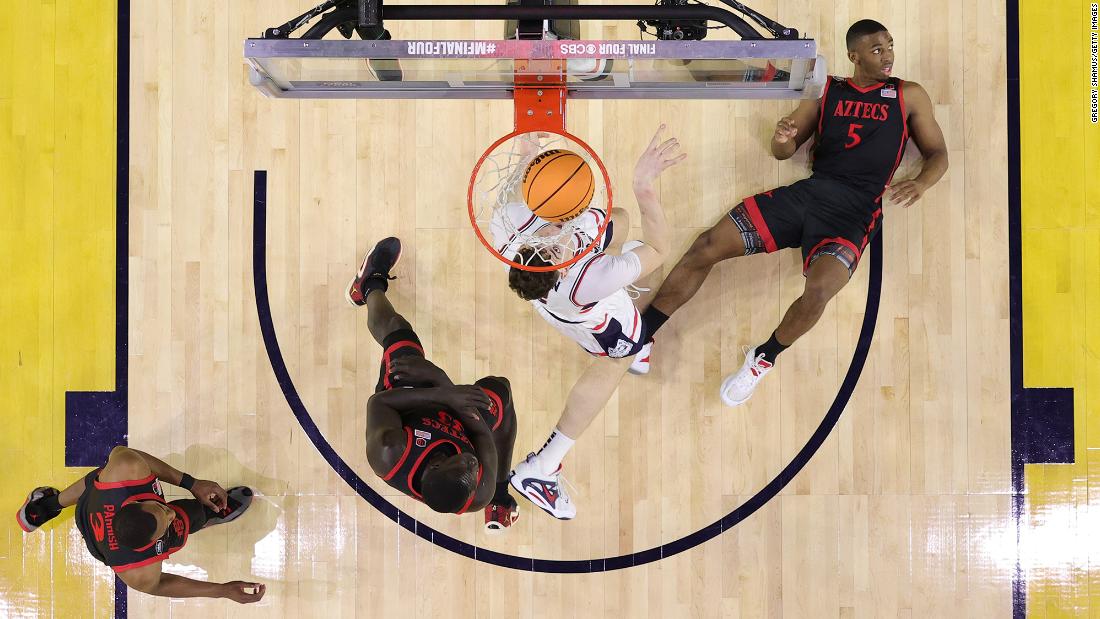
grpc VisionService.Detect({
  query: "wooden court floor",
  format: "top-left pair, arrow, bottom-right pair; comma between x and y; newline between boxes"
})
3,0 -> 1098,617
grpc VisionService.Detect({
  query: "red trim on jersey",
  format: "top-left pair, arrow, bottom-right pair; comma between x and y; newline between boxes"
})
406,439 -> 461,500
569,254 -> 606,307
94,474 -> 157,490
742,196 -> 778,252
803,237 -> 862,274
846,78 -> 885,93
629,308 -> 640,341
112,552 -> 171,572
478,386 -> 505,431
876,80 -> 910,202
132,537 -> 158,553
454,464 -> 484,515
860,209 -> 884,251
121,493 -> 166,507
382,428 -> 414,481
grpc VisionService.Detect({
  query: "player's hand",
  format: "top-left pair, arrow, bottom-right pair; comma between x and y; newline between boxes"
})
633,124 -> 687,187
221,581 -> 266,604
441,386 -> 492,412
390,356 -> 453,387
453,406 -> 489,430
773,116 -> 799,144
189,479 -> 228,512
887,179 -> 927,208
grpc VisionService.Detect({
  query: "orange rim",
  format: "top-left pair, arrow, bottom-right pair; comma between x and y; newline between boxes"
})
467,128 -> 613,272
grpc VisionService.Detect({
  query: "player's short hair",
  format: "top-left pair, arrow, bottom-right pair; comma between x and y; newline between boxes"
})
845,19 -> 888,50
507,247 -> 560,301
116,503 -> 159,548
421,465 -> 477,513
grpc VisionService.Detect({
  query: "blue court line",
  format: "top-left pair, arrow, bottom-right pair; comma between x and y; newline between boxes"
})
1005,0 -> 1077,616
253,169 -> 884,571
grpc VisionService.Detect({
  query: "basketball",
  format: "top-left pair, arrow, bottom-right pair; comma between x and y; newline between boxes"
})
521,149 -> 595,222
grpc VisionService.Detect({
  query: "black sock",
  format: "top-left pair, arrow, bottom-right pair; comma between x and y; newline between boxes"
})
642,306 -> 670,339
756,331 -> 789,364
492,481 -> 512,505
362,274 -> 390,297
38,494 -> 62,513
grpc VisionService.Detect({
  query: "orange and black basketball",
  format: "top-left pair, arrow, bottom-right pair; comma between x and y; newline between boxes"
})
521,149 -> 595,222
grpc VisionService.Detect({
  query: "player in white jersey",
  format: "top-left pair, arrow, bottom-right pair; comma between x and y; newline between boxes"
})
498,126 -> 686,520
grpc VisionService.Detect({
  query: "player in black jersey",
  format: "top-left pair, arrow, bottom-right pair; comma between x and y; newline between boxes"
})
16,446 -> 263,603
642,19 -> 949,405
348,237 -> 521,531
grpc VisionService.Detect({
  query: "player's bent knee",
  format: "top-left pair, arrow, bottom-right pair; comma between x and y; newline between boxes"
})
685,230 -> 730,266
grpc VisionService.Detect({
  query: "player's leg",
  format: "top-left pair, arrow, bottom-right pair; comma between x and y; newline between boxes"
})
719,251 -> 852,407
346,237 -> 412,344
481,378 -> 521,532
644,187 -> 807,338
646,215 -> 746,320
774,255 -> 850,345
169,486 -> 253,535
510,356 -> 632,519
16,471 -> 92,532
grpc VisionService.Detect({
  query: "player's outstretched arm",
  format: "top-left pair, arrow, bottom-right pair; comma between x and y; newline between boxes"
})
887,81 -> 949,207
771,97 -> 820,160
106,447 -> 229,513
118,564 -> 266,604
631,124 -> 687,277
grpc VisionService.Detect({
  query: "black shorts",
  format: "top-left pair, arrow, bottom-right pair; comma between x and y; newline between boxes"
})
375,328 -> 428,393
169,498 -> 210,534
727,176 -> 882,275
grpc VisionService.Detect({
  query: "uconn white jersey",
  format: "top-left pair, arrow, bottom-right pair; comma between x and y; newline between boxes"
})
491,203 -> 647,358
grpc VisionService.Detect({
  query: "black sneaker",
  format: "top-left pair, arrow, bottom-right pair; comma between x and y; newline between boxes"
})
206,486 -> 254,526
346,237 -> 401,306
17,487 -> 62,533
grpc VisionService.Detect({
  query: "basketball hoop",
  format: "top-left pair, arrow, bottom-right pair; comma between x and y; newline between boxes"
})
467,61 -> 612,272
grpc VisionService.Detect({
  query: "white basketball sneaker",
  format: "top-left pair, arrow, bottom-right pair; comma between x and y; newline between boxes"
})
628,341 -> 652,375
719,347 -> 774,406
509,453 -> 577,520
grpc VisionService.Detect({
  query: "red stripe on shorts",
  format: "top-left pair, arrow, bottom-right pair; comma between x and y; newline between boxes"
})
742,195 -> 778,253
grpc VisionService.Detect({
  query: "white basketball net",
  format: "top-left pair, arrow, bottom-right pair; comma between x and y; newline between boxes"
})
469,131 -> 610,270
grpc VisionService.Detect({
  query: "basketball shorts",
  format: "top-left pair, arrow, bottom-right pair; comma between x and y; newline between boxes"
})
727,176 -> 882,276
375,328 -> 428,393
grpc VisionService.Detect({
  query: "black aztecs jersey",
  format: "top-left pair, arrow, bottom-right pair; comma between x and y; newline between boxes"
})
378,383 -> 506,514
74,469 -> 189,572
811,76 -> 909,199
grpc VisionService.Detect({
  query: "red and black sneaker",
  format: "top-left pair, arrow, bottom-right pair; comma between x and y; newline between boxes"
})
16,487 -> 62,533
346,237 -> 402,307
484,495 -> 520,534
205,486 -> 254,526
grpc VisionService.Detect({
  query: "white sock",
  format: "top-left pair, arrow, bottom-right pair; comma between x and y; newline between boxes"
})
533,428 -> 575,475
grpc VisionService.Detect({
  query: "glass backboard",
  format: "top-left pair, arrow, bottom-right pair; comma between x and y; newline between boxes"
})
245,38 -> 826,99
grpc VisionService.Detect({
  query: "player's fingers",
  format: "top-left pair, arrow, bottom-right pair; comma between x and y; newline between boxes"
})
646,124 -> 667,149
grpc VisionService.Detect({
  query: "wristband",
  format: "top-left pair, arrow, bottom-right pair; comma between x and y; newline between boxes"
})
179,473 -> 196,490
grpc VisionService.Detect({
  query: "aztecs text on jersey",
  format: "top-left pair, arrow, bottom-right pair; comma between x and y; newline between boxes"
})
811,76 -> 910,198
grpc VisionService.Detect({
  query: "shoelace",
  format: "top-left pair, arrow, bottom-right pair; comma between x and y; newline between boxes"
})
556,470 -> 580,502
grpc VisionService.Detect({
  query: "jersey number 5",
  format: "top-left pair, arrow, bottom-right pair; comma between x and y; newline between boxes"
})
845,123 -> 864,149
